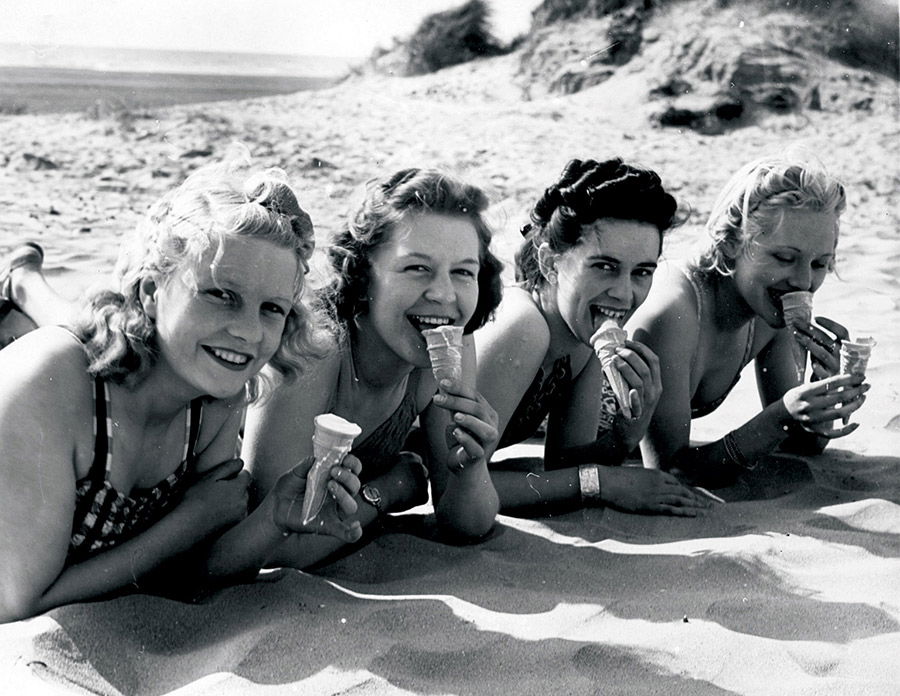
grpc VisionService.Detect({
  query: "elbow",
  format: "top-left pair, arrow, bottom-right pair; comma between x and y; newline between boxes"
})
0,589 -> 42,624
435,496 -> 499,542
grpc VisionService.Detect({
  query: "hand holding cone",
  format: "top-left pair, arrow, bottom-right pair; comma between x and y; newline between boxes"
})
592,318 -> 633,419
300,414 -> 362,525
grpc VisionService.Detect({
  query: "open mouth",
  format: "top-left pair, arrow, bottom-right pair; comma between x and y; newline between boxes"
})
408,314 -> 455,333
590,305 -> 627,330
204,346 -> 252,370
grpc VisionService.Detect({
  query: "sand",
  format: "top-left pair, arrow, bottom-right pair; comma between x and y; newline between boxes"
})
1,5 -> 898,692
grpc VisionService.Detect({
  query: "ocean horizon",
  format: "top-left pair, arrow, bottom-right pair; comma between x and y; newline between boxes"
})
0,43 -> 356,115
0,42 -> 355,78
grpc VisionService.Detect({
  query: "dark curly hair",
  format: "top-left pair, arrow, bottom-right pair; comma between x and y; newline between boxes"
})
320,168 -> 504,334
515,158 -> 680,291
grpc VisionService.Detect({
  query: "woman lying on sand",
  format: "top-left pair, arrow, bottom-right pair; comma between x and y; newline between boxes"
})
474,158 -> 709,516
628,154 -> 869,488
242,168 -> 504,568
0,154 -> 362,623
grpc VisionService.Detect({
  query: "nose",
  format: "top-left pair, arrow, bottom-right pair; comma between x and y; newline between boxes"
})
424,271 -> 456,304
228,307 -> 263,343
606,272 -> 632,303
788,264 -> 813,291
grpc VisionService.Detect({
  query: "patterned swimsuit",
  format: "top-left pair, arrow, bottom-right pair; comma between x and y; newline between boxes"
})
67,377 -> 203,564
497,355 -> 619,450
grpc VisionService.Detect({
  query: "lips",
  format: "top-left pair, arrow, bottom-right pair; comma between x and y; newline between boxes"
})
203,345 -> 253,371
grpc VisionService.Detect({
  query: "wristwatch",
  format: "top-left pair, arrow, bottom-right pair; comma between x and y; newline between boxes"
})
360,484 -> 384,514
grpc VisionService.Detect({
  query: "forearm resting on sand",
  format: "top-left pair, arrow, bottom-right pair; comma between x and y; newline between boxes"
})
548,429 -> 631,470
668,401 -> 795,488
2,505 -> 222,622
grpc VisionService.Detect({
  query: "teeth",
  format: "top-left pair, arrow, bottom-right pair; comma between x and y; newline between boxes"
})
410,315 -> 453,328
593,307 -> 627,320
210,347 -> 250,365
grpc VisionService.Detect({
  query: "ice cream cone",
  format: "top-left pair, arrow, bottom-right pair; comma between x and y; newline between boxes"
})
838,335 -> 875,424
840,336 -> 875,376
781,291 -> 813,381
591,318 -> 632,419
423,325 -> 464,383
301,414 -> 362,525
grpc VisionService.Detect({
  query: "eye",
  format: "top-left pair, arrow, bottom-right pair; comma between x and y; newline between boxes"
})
262,302 -> 288,316
205,287 -> 235,304
591,262 -> 616,273
812,260 -> 830,271
773,254 -> 794,264
453,268 -> 477,279
633,268 -> 655,278
404,264 -> 430,273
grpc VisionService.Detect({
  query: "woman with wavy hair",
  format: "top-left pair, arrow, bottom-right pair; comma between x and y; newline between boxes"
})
629,153 -> 868,488
0,153 -> 362,623
243,167 -> 505,566
475,158 -> 709,515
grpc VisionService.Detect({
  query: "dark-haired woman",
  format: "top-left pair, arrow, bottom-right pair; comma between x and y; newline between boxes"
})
475,158 -> 709,515
243,168 -> 505,568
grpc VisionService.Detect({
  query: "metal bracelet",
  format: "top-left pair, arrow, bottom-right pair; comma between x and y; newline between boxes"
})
578,464 -> 602,503
723,431 -> 756,471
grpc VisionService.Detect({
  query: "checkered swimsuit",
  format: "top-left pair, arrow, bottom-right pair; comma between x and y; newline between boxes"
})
67,378 -> 203,564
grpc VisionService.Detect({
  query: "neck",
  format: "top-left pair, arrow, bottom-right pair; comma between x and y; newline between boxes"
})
709,273 -> 756,331
533,285 -> 586,361
348,321 -> 414,391
111,364 -> 198,426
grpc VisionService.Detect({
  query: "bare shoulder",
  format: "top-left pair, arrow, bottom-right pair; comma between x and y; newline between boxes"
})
0,327 -> 91,406
0,327 -> 92,457
476,286 -> 550,359
246,345 -> 341,433
629,263 -> 699,348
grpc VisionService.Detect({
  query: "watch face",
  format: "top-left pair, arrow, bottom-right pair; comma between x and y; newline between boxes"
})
362,485 -> 382,509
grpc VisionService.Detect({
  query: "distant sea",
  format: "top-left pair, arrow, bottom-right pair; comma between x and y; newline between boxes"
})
0,43 -> 355,115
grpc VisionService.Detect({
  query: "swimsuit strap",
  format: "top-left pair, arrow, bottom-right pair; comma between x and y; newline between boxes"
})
70,377 -> 114,547
185,397 -> 204,466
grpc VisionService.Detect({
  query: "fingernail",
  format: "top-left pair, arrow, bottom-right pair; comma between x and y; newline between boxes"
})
433,393 -> 446,404
440,379 -> 452,388
454,412 -> 464,422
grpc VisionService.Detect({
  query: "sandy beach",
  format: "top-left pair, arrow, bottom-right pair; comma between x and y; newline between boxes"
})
1,1 -> 899,692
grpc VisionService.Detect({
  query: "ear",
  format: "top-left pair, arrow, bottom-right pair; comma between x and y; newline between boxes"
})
138,275 -> 160,320
536,243 -> 558,283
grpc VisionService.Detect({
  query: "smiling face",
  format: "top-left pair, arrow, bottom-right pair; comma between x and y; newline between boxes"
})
357,212 -> 481,371
550,218 -> 661,345
731,208 -> 838,328
146,236 -> 298,399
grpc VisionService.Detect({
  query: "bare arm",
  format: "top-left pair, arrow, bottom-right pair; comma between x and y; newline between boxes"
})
420,336 -> 499,538
0,330 -> 246,622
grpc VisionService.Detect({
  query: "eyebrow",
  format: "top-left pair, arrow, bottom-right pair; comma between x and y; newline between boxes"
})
400,251 -> 480,266
207,273 -> 293,305
772,245 -> 835,257
588,254 -> 658,267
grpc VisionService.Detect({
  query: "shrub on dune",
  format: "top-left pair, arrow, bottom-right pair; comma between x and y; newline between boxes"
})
405,0 -> 507,75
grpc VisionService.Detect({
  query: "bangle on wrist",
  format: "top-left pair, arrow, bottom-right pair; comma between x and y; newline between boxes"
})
723,431 -> 756,471
578,464 -> 602,504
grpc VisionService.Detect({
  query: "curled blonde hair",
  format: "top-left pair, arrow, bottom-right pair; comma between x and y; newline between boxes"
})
700,151 -> 847,276
74,145 -> 322,399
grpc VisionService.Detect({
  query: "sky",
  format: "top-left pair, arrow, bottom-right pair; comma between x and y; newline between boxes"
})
1,0 -> 541,58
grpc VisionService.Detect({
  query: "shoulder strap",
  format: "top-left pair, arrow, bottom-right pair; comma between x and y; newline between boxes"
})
185,398 -> 204,466
71,377 -> 112,531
